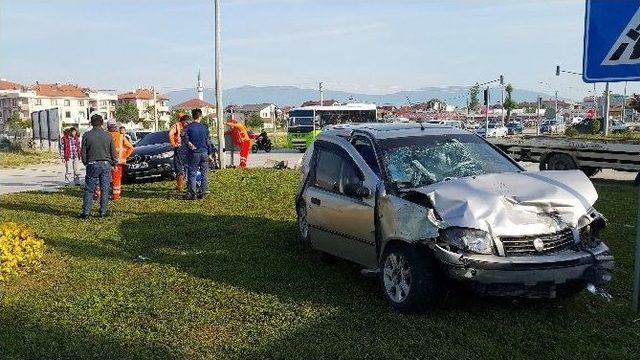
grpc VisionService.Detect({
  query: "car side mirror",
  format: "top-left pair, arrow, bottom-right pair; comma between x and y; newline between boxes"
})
344,182 -> 371,199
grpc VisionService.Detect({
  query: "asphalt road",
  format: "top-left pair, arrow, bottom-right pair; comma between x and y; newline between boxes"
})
0,149 -> 635,195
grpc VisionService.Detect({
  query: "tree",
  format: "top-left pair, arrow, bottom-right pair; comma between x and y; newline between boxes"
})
169,110 -> 185,126
427,98 -> 446,111
503,84 -> 518,123
544,107 -> 556,120
5,112 -> 29,141
246,113 -> 264,129
469,83 -> 480,111
115,102 -> 139,125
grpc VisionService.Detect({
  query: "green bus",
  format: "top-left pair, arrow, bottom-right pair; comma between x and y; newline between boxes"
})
287,103 -> 378,152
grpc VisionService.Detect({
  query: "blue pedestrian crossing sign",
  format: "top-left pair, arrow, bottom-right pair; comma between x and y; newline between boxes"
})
583,0 -> 640,83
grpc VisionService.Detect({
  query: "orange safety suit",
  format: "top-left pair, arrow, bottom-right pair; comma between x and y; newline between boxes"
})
226,120 -> 251,168
169,121 -> 185,147
110,130 -> 134,200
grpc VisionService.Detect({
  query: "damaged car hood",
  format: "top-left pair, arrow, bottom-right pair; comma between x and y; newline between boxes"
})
413,170 -> 597,237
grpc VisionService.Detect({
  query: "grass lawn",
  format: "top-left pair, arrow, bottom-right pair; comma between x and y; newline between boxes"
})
0,148 -> 58,169
1,170 -> 639,359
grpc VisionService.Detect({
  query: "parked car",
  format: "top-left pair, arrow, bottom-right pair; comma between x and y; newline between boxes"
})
475,122 -> 508,137
124,131 -> 175,180
296,123 -> 613,312
506,121 -> 523,135
426,120 -> 463,129
611,119 -> 629,133
540,119 -> 566,134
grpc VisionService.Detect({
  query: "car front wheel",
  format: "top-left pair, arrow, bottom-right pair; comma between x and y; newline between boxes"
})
380,244 -> 439,313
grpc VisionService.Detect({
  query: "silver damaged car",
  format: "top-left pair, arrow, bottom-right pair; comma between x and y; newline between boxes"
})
295,123 -> 614,313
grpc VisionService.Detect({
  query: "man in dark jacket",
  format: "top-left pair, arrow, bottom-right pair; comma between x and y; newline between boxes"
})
80,114 -> 117,218
184,109 -> 213,200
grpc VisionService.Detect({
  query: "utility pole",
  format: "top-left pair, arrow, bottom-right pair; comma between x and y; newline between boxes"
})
484,87 -> 490,136
604,82 -> 610,136
500,75 -> 505,125
623,82 -> 628,122
593,83 -> 598,119
555,90 -> 558,120
319,81 -> 324,106
537,96 -> 542,136
214,0 -> 226,168
152,86 -> 159,131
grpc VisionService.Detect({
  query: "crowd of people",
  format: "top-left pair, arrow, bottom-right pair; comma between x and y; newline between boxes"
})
69,108 -> 252,218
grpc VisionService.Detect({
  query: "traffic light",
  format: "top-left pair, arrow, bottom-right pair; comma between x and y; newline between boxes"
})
556,65 -> 561,76
484,88 -> 490,106
499,75 -> 504,85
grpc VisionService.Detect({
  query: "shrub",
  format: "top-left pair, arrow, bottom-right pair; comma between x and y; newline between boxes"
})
590,118 -> 601,134
565,127 -> 578,137
0,222 -> 45,281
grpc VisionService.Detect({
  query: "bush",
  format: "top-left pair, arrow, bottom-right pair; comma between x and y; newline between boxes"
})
590,118 -> 601,134
0,222 -> 45,281
565,127 -> 578,137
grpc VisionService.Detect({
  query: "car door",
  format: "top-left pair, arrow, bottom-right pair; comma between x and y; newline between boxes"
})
304,141 -> 377,267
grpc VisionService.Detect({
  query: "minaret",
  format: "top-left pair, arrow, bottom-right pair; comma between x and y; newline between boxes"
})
197,68 -> 204,101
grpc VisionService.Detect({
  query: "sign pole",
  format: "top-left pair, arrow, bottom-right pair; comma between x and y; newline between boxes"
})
634,184 -> 640,312
604,82 -> 610,135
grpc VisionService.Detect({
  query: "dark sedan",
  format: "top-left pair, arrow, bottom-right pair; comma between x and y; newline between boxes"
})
124,131 -> 175,180
506,121 -> 523,135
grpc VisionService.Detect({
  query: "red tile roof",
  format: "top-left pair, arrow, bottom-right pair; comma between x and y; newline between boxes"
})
32,83 -> 89,98
173,98 -> 215,110
118,88 -> 169,101
0,79 -> 26,91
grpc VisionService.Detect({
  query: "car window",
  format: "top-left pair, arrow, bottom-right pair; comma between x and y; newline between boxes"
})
352,136 -> 381,176
314,147 -> 363,196
315,149 -> 342,192
136,131 -> 169,146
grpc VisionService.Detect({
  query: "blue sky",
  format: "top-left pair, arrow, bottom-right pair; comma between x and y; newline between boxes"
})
0,0 -> 636,99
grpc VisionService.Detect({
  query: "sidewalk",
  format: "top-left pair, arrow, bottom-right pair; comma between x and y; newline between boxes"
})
0,151 -> 304,195
0,162 -> 83,194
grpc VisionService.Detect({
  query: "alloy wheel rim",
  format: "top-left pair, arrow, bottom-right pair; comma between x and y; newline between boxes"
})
383,252 -> 412,303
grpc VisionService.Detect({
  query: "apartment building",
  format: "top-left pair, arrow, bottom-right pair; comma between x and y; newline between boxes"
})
117,88 -> 170,129
1,80 -> 109,132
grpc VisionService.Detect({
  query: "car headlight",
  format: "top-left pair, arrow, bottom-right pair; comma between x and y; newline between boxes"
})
443,227 -> 494,255
580,216 -> 606,248
151,151 -> 173,160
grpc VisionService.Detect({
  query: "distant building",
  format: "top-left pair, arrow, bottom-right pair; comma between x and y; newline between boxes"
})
0,79 -> 117,132
171,70 -> 216,120
172,98 -> 216,118
301,99 -> 340,107
229,103 -> 277,129
117,88 -> 170,128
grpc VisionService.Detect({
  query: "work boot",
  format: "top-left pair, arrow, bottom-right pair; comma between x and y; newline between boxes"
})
176,175 -> 186,191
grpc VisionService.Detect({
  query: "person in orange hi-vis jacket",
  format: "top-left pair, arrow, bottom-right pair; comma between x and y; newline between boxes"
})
169,113 -> 189,190
108,121 -> 133,200
225,119 -> 251,168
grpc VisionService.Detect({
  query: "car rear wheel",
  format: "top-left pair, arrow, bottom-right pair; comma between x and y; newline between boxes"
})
296,201 -> 310,246
380,244 -> 439,313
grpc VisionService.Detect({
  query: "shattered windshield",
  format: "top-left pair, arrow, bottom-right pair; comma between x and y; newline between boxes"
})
380,134 -> 520,189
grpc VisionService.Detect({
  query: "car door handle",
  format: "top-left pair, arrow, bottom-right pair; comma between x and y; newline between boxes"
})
311,197 -> 321,206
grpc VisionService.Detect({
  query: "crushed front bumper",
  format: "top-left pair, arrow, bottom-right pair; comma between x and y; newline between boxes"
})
433,242 -> 614,288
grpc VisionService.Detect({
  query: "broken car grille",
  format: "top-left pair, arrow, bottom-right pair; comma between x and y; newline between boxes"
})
500,229 -> 575,256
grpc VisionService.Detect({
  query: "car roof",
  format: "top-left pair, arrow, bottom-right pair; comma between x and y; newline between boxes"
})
321,122 -> 470,140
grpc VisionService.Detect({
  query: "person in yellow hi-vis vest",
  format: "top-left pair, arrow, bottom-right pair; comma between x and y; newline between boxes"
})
108,121 -> 133,200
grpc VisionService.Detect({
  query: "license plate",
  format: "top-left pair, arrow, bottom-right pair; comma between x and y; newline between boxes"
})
128,162 -> 148,170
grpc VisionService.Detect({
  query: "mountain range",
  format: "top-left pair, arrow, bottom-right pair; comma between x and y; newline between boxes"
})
166,85 -> 569,108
